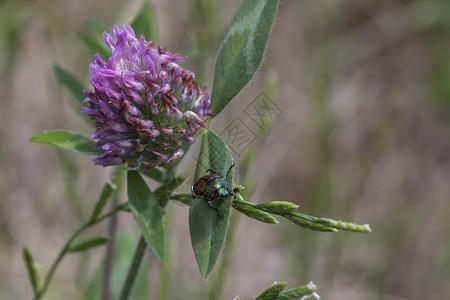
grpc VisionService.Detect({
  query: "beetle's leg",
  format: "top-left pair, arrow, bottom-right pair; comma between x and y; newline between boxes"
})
228,187 -> 237,199
225,164 -> 235,180
208,198 -> 223,220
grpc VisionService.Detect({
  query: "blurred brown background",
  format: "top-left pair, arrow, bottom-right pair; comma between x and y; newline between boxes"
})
1,0 -> 450,299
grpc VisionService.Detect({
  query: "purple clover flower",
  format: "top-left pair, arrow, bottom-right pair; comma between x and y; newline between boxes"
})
82,25 -> 213,168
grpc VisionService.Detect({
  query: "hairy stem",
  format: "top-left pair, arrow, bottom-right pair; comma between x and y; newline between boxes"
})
102,213 -> 118,300
157,207 -> 175,300
118,235 -> 147,300
103,166 -> 125,300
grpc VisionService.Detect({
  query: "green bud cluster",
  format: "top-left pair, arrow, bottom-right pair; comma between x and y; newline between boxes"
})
316,217 -> 372,233
256,282 -> 287,300
229,192 -> 371,234
233,184 -> 245,193
254,201 -> 298,214
254,281 -> 319,300
232,196 -> 279,224
277,282 -> 318,299
168,185 -> 371,233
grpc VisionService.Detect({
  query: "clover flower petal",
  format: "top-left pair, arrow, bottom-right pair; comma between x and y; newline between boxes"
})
83,25 -> 213,168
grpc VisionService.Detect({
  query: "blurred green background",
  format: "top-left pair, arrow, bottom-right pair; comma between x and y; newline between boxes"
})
1,0 -> 450,299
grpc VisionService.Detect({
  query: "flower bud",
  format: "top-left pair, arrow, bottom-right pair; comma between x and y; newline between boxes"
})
255,201 -> 299,214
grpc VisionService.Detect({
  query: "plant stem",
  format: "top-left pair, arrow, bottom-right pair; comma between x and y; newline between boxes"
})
102,213 -> 118,300
103,166 -> 125,300
118,235 -> 147,300
36,203 -> 128,299
157,207 -> 175,300
37,224 -> 89,298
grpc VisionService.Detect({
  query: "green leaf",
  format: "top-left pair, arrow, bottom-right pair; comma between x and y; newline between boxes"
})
53,64 -> 94,125
30,130 -> 103,155
211,0 -> 279,114
127,170 -> 165,260
141,167 -> 166,183
89,182 -> 115,222
77,31 -> 110,60
53,64 -> 86,104
87,19 -> 109,39
189,130 -> 234,278
131,2 -> 158,41
67,236 -> 109,252
255,281 -> 286,300
154,176 -> 185,206
22,247 -> 40,295
53,64 -> 93,124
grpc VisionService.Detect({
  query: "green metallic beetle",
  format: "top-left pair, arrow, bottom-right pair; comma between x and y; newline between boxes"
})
191,164 -> 236,220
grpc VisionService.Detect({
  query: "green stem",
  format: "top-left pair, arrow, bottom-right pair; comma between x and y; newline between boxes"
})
37,224 -> 89,298
157,207 -> 175,300
96,203 -> 128,223
36,203 -> 128,299
103,166 -> 125,300
118,235 -> 147,300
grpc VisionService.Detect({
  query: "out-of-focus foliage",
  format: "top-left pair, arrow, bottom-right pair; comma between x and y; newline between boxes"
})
2,0 -> 450,299
0,2 -> 29,74
85,231 -> 149,300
